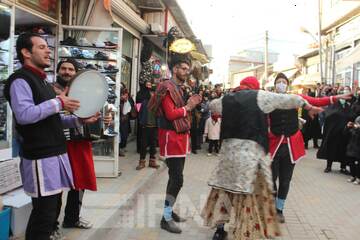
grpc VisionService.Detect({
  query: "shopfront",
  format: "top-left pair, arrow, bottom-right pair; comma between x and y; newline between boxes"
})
0,0 -> 62,196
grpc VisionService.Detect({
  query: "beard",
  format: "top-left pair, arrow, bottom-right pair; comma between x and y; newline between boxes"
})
176,74 -> 187,83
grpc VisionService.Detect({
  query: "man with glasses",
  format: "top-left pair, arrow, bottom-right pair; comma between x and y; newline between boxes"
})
149,54 -> 201,234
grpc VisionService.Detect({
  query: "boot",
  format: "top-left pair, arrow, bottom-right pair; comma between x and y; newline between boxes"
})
212,227 -> 227,240
276,209 -> 285,223
172,212 -> 186,222
160,217 -> 182,234
136,159 -> 146,170
149,158 -> 160,169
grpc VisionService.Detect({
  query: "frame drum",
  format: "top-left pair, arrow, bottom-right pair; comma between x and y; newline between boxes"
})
68,70 -> 109,118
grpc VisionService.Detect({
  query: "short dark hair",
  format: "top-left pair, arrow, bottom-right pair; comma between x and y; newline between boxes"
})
16,32 -> 43,64
169,53 -> 191,71
56,59 -> 79,73
274,72 -> 289,85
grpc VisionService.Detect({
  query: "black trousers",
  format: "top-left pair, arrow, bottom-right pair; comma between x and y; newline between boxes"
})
64,189 -> 84,225
54,189 -> 84,231
208,140 -> 219,153
164,157 -> 185,207
139,126 -> 157,160
326,160 -> 346,170
271,144 -> 295,200
349,158 -> 360,178
190,128 -> 198,151
26,193 -> 62,240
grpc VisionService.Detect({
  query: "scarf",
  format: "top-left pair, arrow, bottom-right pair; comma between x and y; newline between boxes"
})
211,113 -> 220,123
148,80 -> 190,133
122,100 -> 131,115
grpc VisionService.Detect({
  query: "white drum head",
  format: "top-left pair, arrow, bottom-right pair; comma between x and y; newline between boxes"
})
68,70 -> 109,118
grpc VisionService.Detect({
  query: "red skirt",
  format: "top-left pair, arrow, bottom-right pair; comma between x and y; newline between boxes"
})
66,140 -> 97,191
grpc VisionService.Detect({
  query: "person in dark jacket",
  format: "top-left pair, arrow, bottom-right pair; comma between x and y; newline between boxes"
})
135,80 -> 160,170
345,91 -> 360,183
119,84 -> 136,156
302,88 -> 322,149
317,92 -> 355,173
345,116 -> 360,184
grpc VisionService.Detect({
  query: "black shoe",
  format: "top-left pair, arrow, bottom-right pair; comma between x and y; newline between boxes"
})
340,168 -> 350,175
276,209 -> 285,223
61,37 -> 77,46
172,212 -> 186,222
160,217 -> 182,234
212,228 -> 227,240
324,167 -> 331,173
94,51 -> 109,60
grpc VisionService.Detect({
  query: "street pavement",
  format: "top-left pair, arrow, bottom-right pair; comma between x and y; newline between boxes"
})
84,145 -> 360,240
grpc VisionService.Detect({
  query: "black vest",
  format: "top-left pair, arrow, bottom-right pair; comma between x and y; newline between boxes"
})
269,109 -> 298,137
4,67 -> 67,159
221,90 -> 269,153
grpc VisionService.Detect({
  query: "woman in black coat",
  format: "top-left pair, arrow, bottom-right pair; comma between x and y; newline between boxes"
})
317,99 -> 354,173
302,89 -> 322,148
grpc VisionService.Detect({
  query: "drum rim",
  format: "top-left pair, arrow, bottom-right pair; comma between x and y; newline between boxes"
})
68,69 -> 109,118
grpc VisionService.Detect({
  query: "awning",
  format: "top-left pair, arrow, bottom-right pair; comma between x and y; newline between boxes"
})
104,0 -> 150,35
190,51 -> 209,64
336,44 -> 360,71
292,72 -> 321,86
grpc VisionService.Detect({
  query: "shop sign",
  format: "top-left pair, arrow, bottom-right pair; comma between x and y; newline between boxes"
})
18,0 -> 58,19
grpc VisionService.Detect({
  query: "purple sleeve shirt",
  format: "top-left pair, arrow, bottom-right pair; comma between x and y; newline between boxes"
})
9,78 -> 77,197
10,78 -> 81,128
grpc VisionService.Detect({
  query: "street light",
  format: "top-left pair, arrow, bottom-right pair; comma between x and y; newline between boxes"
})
300,27 -> 317,42
300,26 -> 324,84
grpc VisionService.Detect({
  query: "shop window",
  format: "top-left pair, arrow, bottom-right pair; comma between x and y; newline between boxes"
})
121,56 -> 132,91
0,3 -> 11,159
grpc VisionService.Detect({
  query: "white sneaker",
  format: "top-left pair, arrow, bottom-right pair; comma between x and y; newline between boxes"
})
78,37 -> 92,46
353,179 -> 360,185
347,177 -> 356,183
103,127 -> 118,137
59,47 -> 71,57
50,229 -> 66,240
207,153 -> 212,156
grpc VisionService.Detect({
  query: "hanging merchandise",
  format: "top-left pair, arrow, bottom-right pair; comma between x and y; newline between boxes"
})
139,61 -> 153,85
152,59 -> 161,81
139,38 -> 154,85
191,60 -> 202,80
202,66 -> 210,79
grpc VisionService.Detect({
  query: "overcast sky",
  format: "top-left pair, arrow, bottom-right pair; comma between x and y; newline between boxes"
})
177,0 -> 319,84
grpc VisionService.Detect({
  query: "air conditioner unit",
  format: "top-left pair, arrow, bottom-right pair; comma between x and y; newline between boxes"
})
150,23 -> 164,34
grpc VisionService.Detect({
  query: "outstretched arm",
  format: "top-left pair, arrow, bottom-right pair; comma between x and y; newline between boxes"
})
257,90 -> 323,118
257,90 -> 307,114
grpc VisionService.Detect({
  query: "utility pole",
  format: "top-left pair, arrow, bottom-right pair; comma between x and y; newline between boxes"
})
318,0 -> 324,84
264,30 -> 269,88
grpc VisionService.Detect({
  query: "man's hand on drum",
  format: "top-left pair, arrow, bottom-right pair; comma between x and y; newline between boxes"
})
58,87 -> 80,112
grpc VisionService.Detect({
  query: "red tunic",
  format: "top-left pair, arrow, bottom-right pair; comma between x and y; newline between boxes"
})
66,140 -> 97,191
158,93 -> 190,158
269,95 -> 336,163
